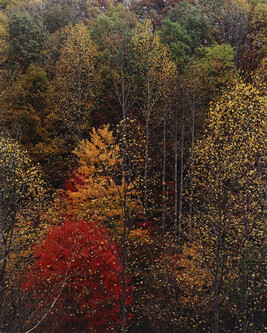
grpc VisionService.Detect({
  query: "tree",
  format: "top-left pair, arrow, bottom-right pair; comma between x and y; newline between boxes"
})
185,43 -> 237,100
43,0 -> 74,33
0,64 -> 63,185
131,20 -> 176,222
167,1 -> 212,51
0,10 -> 8,96
7,12 -> 48,72
64,125 -> 142,236
214,0 -> 251,66
159,19 -> 192,68
22,219 -> 133,332
245,2 -> 267,69
130,0 -> 190,29
63,124 -> 150,332
0,135 -> 46,331
84,0 -> 119,24
139,242 -> 213,332
192,80 -> 266,332
53,22 -> 100,142
90,3 -> 137,125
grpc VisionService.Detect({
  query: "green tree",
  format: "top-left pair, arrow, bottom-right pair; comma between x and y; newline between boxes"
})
1,65 -> 58,159
43,1 -> 74,33
7,12 -> 48,72
90,3 -> 137,124
185,43 -> 237,101
159,19 -> 192,68
167,1 -> 212,50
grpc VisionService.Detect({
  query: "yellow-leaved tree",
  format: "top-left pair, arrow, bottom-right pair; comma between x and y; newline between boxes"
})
131,20 -> 177,224
192,80 -> 266,333
0,135 -> 49,330
54,22 -> 100,142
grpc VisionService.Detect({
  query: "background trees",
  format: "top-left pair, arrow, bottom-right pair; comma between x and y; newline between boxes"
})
7,12 -> 48,73
0,0 -> 266,332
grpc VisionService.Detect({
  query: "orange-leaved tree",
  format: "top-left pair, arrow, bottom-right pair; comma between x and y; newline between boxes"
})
64,124 -> 143,237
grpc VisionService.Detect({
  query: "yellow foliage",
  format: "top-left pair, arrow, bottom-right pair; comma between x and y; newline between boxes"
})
54,22 -> 100,141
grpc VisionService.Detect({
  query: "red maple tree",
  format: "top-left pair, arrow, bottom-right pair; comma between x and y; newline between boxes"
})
22,219 -> 133,332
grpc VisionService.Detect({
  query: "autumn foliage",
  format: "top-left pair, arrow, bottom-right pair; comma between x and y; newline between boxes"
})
22,219 -> 133,332
0,0 -> 266,332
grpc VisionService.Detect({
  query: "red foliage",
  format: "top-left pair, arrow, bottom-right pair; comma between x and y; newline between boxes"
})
63,171 -> 84,194
22,219 -> 133,332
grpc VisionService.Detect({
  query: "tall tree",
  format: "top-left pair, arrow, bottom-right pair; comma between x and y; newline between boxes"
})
0,64 -> 63,185
131,20 -> 176,223
0,135 -> 45,330
53,22 -> 100,142
192,80 -> 266,333
214,0 -> 251,67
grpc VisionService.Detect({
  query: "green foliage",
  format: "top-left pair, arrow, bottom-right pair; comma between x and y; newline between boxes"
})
167,1 -> 212,49
91,4 -> 137,53
185,43 -> 237,100
159,19 -> 192,67
1,64 -> 59,159
43,2 -> 74,33
7,12 -> 49,72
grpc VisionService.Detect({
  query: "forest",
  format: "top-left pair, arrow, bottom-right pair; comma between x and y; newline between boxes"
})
0,0 -> 266,332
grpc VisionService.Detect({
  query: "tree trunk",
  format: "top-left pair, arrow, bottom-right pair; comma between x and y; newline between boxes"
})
162,101 -> 166,235
174,100 -> 178,243
144,68 -> 151,220
189,98 -> 195,227
178,95 -> 184,244
120,54 -> 128,333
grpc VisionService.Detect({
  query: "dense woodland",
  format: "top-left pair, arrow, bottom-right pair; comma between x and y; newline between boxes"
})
0,0 -> 266,332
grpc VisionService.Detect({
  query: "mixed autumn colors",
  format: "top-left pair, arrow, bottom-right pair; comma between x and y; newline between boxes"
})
0,0 -> 266,332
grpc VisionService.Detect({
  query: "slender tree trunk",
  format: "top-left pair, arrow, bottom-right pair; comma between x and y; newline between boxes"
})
174,100 -> 178,243
178,93 -> 185,244
234,26 -> 239,68
213,216 -> 222,333
120,54 -> 128,333
162,101 -> 166,235
189,98 -> 195,227
144,68 -> 151,220
77,67 -> 82,141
